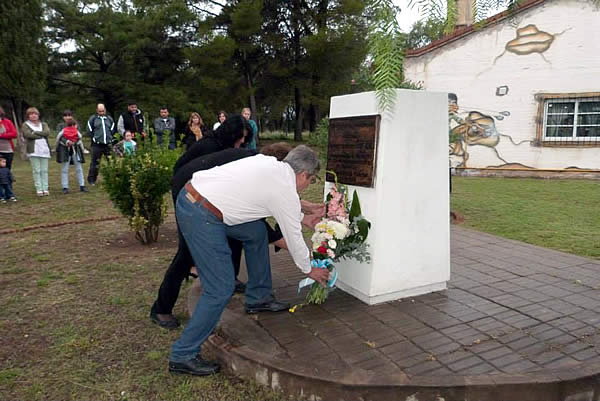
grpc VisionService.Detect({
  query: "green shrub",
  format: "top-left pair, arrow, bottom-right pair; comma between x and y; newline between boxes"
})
101,141 -> 181,244
307,117 -> 329,155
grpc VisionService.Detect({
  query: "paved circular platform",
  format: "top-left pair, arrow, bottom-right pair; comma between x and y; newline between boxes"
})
201,227 -> 600,401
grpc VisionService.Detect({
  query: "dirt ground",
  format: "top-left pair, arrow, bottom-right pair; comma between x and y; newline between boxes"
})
0,213 -> 291,401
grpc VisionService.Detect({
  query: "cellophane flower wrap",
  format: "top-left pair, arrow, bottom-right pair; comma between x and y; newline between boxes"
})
302,172 -> 371,305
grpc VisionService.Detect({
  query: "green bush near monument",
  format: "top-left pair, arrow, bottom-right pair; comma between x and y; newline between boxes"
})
307,117 -> 329,157
101,142 -> 181,244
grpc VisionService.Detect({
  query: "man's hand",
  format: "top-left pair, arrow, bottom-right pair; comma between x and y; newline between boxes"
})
273,237 -> 287,250
301,200 -> 325,217
307,267 -> 329,286
302,213 -> 321,228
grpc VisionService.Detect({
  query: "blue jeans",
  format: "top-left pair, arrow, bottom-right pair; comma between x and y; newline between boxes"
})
61,159 -> 85,188
0,183 -> 14,199
170,187 -> 273,363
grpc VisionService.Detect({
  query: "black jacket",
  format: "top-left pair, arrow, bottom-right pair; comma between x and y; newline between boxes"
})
181,125 -> 207,151
56,130 -> 85,164
0,167 -> 13,185
173,135 -> 224,173
118,110 -> 145,136
172,148 -> 257,201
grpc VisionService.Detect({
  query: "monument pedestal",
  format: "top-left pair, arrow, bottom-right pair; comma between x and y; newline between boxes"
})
327,89 -> 449,305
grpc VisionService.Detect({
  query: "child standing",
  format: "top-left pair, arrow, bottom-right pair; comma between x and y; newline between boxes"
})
56,118 -> 88,194
0,157 -> 16,202
113,130 -> 137,157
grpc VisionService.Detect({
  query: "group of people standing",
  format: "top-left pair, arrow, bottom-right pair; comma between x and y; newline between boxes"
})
0,101 -> 260,198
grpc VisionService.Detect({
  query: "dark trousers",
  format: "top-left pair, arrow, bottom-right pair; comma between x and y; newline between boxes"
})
0,152 -> 14,170
87,144 -> 111,184
0,183 -> 14,199
153,221 -> 245,315
152,185 -> 283,315
153,187 -> 244,315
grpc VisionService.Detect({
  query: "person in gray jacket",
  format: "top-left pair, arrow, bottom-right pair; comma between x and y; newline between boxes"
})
86,103 -> 115,185
153,107 -> 176,149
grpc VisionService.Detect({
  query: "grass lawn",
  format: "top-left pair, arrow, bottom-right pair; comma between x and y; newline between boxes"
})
1,151 -> 599,400
0,156 -> 292,401
451,176 -> 600,259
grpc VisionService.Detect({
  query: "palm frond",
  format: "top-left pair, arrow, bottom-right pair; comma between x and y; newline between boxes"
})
368,0 -> 404,113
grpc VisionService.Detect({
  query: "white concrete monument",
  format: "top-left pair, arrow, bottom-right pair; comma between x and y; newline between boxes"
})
326,89 -> 450,305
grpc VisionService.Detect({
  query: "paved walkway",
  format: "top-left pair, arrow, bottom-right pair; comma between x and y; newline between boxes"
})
205,226 -> 600,400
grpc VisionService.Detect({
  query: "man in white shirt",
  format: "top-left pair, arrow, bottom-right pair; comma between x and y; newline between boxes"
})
168,145 -> 329,376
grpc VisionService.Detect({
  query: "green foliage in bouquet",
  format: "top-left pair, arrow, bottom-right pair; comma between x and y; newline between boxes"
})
299,172 -> 372,306
101,140 -> 180,244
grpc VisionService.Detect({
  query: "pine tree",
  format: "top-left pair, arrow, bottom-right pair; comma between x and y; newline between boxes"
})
0,0 -> 47,126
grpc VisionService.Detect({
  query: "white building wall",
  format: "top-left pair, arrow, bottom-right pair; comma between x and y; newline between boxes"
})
404,0 -> 600,170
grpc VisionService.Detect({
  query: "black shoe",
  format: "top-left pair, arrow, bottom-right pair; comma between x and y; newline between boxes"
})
245,300 -> 290,314
234,281 -> 246,294
150,308 -> 180,330
62,188 -> 69,194
80,186 -> 89,192
168,357 -> 220,376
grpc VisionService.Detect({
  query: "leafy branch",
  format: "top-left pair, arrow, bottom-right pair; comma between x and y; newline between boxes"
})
368,0 -> 403,114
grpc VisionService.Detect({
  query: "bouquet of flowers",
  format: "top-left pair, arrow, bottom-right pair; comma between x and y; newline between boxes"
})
297,172 -> 371,306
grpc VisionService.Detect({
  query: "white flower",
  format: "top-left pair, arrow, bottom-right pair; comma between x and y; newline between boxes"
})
328,239 -> 337,249
327,220 -> 350,239
315,220 -> 328,232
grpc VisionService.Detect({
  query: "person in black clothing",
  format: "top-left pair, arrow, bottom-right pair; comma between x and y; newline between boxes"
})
150,115 -> 254,329
150,146 -> 290,330
181,112 -> 208,151
117,101 -> 146,140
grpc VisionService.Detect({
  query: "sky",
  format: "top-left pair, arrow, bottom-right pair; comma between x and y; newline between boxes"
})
394,0 -> 508,32
394,0 -> 424,32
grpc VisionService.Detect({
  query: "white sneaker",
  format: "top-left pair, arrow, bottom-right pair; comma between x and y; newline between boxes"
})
37,191 -> 44,197
43,191 -> 50,196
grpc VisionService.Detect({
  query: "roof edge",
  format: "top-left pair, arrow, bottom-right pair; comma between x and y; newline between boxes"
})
405,0 -> 547,58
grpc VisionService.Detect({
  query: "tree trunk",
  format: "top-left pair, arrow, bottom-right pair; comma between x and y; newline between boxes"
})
135,225 -> 159,245
243,53 -> 259,138
294,86 -> 303,141
308,103 -> 320,132
10,98 -> 27,160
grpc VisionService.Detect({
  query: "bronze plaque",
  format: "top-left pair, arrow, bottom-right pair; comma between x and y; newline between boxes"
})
326,115 -> 380,187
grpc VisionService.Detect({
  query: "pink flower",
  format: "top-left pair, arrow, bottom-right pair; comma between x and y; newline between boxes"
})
327,187 -> 348,221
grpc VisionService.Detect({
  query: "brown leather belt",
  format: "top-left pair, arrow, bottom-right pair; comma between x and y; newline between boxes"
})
184,182 -> 223,222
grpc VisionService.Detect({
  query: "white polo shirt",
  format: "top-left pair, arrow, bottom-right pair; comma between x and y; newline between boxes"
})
189,154 -> 311,274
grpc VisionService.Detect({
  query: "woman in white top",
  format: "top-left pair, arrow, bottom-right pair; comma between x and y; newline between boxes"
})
21,107 -> 52,196
212,110 -> 227,131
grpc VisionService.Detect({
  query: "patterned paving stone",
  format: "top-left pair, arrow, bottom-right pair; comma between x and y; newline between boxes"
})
227,226 -> 600,382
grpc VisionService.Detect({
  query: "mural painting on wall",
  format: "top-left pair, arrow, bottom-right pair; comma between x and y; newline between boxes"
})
448,93 -> 532,168
478,24 -> 571,76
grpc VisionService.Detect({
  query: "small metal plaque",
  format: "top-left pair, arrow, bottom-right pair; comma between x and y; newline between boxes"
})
326,115 -> 380,187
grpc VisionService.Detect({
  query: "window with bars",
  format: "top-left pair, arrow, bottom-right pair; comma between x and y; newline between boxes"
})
542,97 -> 600,145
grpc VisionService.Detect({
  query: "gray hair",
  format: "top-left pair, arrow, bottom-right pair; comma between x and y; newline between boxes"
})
283,145 -> 320,175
